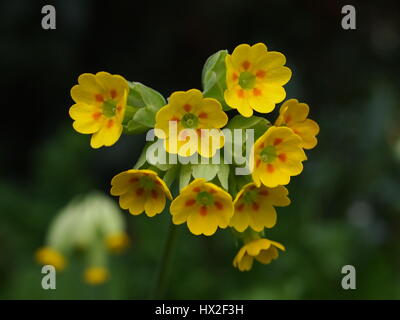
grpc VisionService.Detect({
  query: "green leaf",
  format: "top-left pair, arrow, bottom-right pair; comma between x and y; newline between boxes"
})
191,163 -> 219,181
133,107 -> 156,127
217,163 -> 230,190
179,165 -> 192,191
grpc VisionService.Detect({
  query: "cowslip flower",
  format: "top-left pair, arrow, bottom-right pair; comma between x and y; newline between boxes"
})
155,89 -> 228,158
69,72 -> 129,149
110,169 -> 172,217
230,183 -> 290,232
170,178 -> 234,236
233,238 -> 285,271
224,43 -> 292,117
251,126 -> 307,188
83,267 -> 109,285
275,99 -> 320,149
35,247 -> 66,271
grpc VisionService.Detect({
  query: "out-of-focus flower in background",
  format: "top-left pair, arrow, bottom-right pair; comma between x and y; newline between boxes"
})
35,192 -> 130,285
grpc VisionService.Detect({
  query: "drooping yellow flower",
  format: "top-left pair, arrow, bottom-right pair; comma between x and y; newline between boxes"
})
275,99 -> 320,149
83,267 -> 109,285
233,238 -> 285,271
230,183 -> 290,232
110,169 -> 172,217
170,178 -> 234,236
224,43 -> 292,117
69,72 -> 129,149
251,126 -> 307,188
155,89 -> 228,158
105,232 -> 130,254
35,247 -> 66,271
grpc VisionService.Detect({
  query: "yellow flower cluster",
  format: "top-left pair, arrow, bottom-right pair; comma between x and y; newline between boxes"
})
68,42 -> 319,274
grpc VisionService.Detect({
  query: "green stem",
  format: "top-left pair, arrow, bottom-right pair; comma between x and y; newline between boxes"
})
152,222 -> 179,299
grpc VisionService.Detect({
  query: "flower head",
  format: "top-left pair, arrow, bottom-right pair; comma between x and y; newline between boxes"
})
224,43 -> 292,117
251,126 -> 307,187
155,89 -> 228,158
69,72 -> 128,149
230,183 -> 290,232
110,169 -> 172,217
170,178 -> 234,236
35,247 -> 66,271
83,267 -> 109,285
233,238 -> 285,271
275,99 -> 320,149
105,232 -> 130,254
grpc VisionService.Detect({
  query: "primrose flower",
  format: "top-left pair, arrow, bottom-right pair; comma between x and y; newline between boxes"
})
251,126 -> 307,188
275,99 -> 320,149
233,238 -> 285,271
155,89 -> 228,158
83,267 -> 109,285
230,183 -> 290,232
35,247 -> 66,271
224,43 -> 292,117
170,178 -> 234,236
105,232 -> 130,254
69,72 -> 129,149
110,169 -> 172,217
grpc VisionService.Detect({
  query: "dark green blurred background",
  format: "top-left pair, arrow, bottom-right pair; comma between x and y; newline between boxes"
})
1,0 -> 399,299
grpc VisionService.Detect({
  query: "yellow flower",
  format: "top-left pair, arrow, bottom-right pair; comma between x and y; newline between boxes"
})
275,99 -> 320,149
155,89 -> 228,158
110,169 -> 172,217
69,72 -> 129,149
170,178 -> 234,236
251,126 -> 307,188
224,43 -> 292,117
35,247 -> 66,271
233,238 -> 285,271
83,267 -> 109,285
230,183 -> 290,232
105,232 -> 130,254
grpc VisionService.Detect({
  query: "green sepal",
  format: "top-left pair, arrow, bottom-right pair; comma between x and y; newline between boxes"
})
162,164 -> 180,188
179,164 -> 192,191
201,50 -> 231,111
123,81 -> 167,133
224,115 -> 271,165
226,114 -> 271,139
124,119 -> 149,134
217,163 -> 230,190
133,107 -> 156,127
191,163 -> 219,181
133,143 -> 151,169
231,227 -> 263,244
130,82 -> 166,113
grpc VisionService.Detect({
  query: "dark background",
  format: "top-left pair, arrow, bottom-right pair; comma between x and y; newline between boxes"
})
1,0 -> 399,299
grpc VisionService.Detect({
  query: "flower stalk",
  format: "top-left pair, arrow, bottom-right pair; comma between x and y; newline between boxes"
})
152,222 -> 179,299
